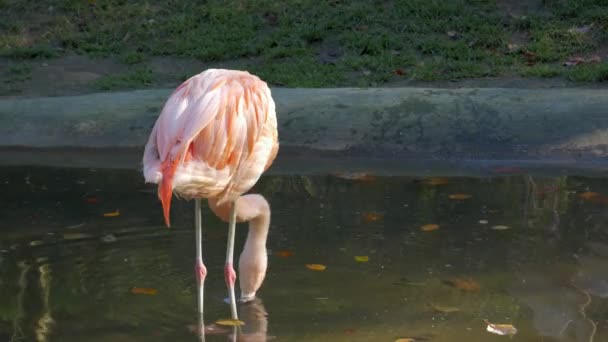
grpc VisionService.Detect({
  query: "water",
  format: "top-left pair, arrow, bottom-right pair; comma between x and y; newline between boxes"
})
0,165 -> 607,341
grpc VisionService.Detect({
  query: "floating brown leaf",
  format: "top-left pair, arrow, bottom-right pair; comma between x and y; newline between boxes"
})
443,277 -> 480,291
215,318 -> 245,326
421,224 -> 439,232
131,287 -> 158,295
103,209 -> 120,217
424,177 -> 449,185
578,191 -> 601,200
276,250 -> 294,258
85,196 -> 100,204
354,256 -> 369,262
393,68 -> 406,76
362,211 -> 383,222
306,264 -> 326,271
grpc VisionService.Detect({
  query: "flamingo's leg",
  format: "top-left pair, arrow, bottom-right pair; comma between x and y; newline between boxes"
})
224,201 -> 238,319
195,199 -> 207,315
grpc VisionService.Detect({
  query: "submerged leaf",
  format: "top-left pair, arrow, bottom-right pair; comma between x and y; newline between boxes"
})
448,194 -> 472,200
215,319 -> 245,326
424,177 -> 449,185
306,264 -> 327,271
491,225 -> 510,230
421,224 -> 439,232
484,320 -> 517,336
85,196 -> 100,204
354,256 -> 369,262
362,211 -> 383,222
276,250 -> 294,258
103,209 -> 120,217
442,277 -> 480,291
131,287 -> 158,295
579,191 -> 601,200
432,304 -> 460,313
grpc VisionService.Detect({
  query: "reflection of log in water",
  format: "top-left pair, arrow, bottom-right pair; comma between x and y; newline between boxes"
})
36,262 -> 54,342
11,261 -> 30,342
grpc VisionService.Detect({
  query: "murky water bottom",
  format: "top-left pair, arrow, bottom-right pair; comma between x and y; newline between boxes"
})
0,166 -> 607,341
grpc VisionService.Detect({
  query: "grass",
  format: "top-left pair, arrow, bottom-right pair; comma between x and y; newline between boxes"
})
93,67 -> 154,90
0,0 -> 607,88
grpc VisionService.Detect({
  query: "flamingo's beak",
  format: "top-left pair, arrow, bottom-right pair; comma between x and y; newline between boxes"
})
159,159 -> 178,228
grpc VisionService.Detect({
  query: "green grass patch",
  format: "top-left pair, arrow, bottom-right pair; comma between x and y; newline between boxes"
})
1,0 -> 607,86
566,63 -> 608,82
93,67 -> 155,90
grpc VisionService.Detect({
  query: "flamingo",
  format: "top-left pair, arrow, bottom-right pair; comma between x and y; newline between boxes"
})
142,69 -> 279,321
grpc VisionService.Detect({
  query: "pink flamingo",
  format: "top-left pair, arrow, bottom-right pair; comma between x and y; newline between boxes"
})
142,69 -> 279,320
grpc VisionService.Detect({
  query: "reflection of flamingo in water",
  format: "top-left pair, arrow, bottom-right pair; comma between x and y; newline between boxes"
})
142,69 -> 279,321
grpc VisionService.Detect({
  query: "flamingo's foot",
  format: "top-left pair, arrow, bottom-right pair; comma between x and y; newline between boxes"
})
195,258 -> 207,285
224,263 -> 236,288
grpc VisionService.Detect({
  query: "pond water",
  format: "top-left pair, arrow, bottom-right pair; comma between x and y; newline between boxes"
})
0,165 -> 607,341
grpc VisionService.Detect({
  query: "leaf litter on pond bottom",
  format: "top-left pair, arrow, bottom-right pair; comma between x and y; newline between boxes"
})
306,264 -> 326,271
215,319 -> 245,326
420,224 -> 439,232
484,319 -> 517,336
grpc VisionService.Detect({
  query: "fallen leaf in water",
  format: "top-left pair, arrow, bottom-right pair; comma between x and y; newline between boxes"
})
344,328 -> 356,334
421,224 -> 440,232
449,194 -> 472,200
29,240 -> 44,246
491,225 -> 510,230
394,338 -> 416,342
362,211 -> 383,222
579,191 -> 601,200
432,304 -> 460,313
354,256 -> 369,262
334,172 -> 376,182
442,277 -> 480,291
103,209 -> 120,217
478,220 -> 488,224
215,318 -> 245,326
484,319 -> 517,336
393,68 -> 406,76
85,196 -> 100,204
306,264 -> 327,271
424,177 -> 449,185
276,250 -> 294,258
131,287 -> 158,295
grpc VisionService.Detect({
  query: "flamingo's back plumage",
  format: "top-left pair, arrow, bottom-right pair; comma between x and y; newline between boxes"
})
143,69 -> 279,226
